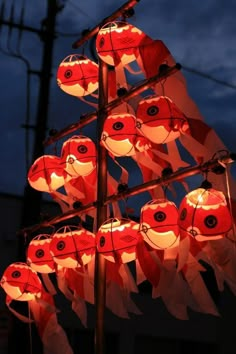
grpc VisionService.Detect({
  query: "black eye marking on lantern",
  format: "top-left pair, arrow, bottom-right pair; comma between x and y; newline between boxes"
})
77,145 -> 88,154
57,241 -> 65,251
12,270 -> 21,278
36,249 -> 45,258
180,208 -> 187,221
147,105 -> 159,116
113,121 -> 124,131
100,236 -> 105,247
204,215 -> 217,229
154,211 -> 166,222
99,37 -> 105,48
64,70 -> 72,79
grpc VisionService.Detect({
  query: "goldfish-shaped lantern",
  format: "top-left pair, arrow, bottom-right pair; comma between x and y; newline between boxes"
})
101,112 -> 150,157
96,21 -> 147,66
0,262 -> 42,301
61,135 -> 97,177
57,54 -> 98,97
1,263 -> 74,354
136,95 -> 189,144
27,234 -> 55,274
178,186 -> 232,241
49,225 -> 96,268
139,199 -> 180,249
96,20 -> 170,81
28,155 -> 71,192
96,218 -> 139,263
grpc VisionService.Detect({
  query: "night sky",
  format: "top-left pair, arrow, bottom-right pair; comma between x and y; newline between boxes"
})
0,0 -> 235,202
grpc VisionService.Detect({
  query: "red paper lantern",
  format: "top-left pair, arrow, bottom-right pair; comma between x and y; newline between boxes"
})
0,262 -> 42,301
136,95 -> 189,144
96,218 -> 139,263
178,187 -> 232,241
61,135 -> 97,177
101,112 -> 150,156
96,21 -> 148,66
57,54 -> 99,96
139,199 -> 180,249
49,225 -> 96,268
27,235 -> 55,274
28,155 -> 70,192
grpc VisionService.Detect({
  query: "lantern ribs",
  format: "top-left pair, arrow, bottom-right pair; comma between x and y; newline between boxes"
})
19,152 -> 235,236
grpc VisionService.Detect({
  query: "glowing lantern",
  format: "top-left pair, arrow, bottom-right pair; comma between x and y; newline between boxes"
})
61,135 -> 97,177
0,262 -> 42,301
96,21 -> 149,66
101,112 -> 150,156
28,154 -> 70,192
57,54 -> 98,96
27,234 -> 55,274
178,187 -> 232,241
49,225 -> 96,268
139,199 -> 180,249
136,95 -> 189,144
96,218 -> 139,263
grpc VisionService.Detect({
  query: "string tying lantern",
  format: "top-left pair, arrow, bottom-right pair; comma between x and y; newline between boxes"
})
139,199 -> 180,250
56,54 -> 98,97
136,95 -> 189,144
49,225 -> 96,268
27,234 -> 55,274
96,218 -> 140,263
178,185 -> 232,241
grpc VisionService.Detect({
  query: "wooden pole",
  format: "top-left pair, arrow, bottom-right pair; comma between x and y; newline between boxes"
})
94,59 -> 109,354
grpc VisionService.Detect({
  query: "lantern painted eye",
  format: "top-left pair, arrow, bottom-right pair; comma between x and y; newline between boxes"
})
204,215 -> 217,229
64,70 -> 72,79
12,271 -> 21,278
100,236 -> 105,247
180,208 -> 187,220
147,105 -> 159,116
99,37 -> 105,48
77,145 -> 88,154
113,122 -> 124,131
57,241 -> 65,251
154,211 -> 166,222
35,249 -> 45,258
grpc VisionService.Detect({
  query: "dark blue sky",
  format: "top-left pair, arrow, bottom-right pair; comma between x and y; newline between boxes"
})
0,0 -> 235,200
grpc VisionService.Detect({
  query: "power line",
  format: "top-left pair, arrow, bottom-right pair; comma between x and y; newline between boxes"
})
182,64 -> 236,90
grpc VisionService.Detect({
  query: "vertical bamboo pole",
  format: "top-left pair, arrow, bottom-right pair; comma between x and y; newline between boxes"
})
94,58 -> 109,354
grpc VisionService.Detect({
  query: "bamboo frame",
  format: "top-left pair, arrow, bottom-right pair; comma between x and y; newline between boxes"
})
19,152 -> 235,236
18,1 -> 236,353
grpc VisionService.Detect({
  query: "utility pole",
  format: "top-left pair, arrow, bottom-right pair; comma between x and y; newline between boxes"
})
20,0 -> 61,236
1,0 -> 62,237
1,2 -> 62,353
